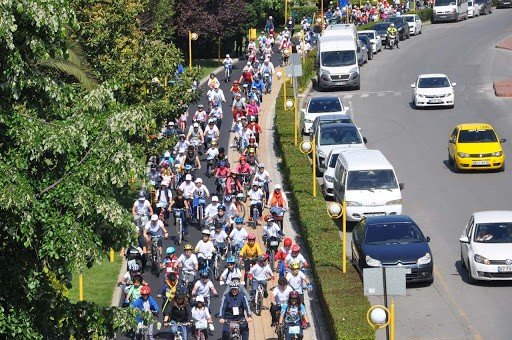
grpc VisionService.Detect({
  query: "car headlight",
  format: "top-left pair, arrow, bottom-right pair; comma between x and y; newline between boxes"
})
366,255 -> 382,267
349,67 -> 359,74
492,151 -> 503,157
417,93 -> 425,98
386,199 -> 403,205
346,201 -> 363,206
457,152 -> 469,158
324,175 -> 335,183
474,254 -> 490,265
321,68 -> 330,75
417,253 -> 432,265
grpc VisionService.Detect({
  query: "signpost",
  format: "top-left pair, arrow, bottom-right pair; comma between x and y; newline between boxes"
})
285,53 -> 303,146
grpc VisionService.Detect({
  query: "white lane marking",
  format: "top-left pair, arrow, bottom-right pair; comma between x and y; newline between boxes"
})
360,93 -> 369,98
394,92 -> 402,96
377,92 -> 386,97
343,94 -> 353,99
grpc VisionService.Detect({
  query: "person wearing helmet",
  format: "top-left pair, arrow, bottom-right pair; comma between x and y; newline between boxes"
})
247,116 -> 263,144
243,135 -> 259,155
211,220 -> 229,258
164,120 -> 177,138
155,179 -> 172,220
285,244 -> 309,270
191,178 -> 210,222
195,229 -> 216,271
248,253 -> 274,301
159,272 -> 180,303
235,155 -> 253,181
213,160 -> 230,195
253,163 -> 270,203
275,237 -> 293,266
263,215 -> 284,251
191,295 -> 215,335
239,233 -> 262,278
225,170 -> 243,197
229,217 -> 248,256
285,262 -> 311,303
230,79 -> 241,103
218,282 -> 252,339
245,146 -> 260,168
192,269 -> 219,310
132,191 -> 153,227
270,277 -> 293,326
278,290 -> 310,332
231,89 -> 247,122
163,288 -> 190,338
204,196 -> 221,220
131,285 -> 160,335
186,120 -> 205,153
203,118 -> 220,150
222,194 -> 238,221
247,181 -> 264,223
220,256 -> 243,286
386,23 -> 399,49
268,183 -> 289,229
174,133 -> 190,153
177,244 -> 199,286
207,204 -> 230,234
205,139 -> 219,178
223,54 -> 234,83
169,189 -> 190,237
143,214 -> 169,256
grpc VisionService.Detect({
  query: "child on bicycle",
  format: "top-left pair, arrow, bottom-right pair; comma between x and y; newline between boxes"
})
191,270 -> 218,308
211,222 -> 229,258
195,229 -> 216,271
248,254 -> 274,300
229,216 -> 248,256
247,182 -> 264,223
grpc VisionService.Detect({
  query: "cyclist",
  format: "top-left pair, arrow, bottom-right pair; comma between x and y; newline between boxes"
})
223,54 -> 233,82
285,244 -> 309,270
131,285 -> 160,338
182,145 -> 201,171
239,124 -> 254,152
263,215 -> 284,244
191,177 -> 210,219
207,205 -> 230,233
235,156 -> 253,183
246,148 -> 260,168
163,290 -> 191,339
169,189 -> 190,238
191,296 -> 215,337
174,133 -> 190,153
247,116 -> 263,143
278,291 -> 310,336
248,254 -> 274,301
192,269 -> 219,308
225,171 -> 243,197
178,173 -> 195,197
204,196 -> 221,221
214,161 -> 230,194
207,72 -> 220,89
159,272 -> 180,303
132,191 -> 153,227
220,257 -> 243,286
229,217 -> 248,256
230,80 -> 241,101
285,262 -> 311,303
242,136 -> 259,156
219,283 -> 252,340
124,274 -> 143,306
177,244 -> 199,287
246,98 -> 259,123
209,102 -> 223,127
247,182 -> 264,222
186,122 -> 205,149
254,163 -> 271,203
238,233 -> 262,278
195,229 -> 216,270
268,184 -> 288,227
143,214 -> 169,255
203,119 -> 220,150
270,277 -> 293,326
155,180 -> 172,220
257,31 -> 267,50
211,221 -> 229,258
231,92 -> 246,123
259,58 -> 274,90
158,246 -> 179,297
224,195 -> 239,220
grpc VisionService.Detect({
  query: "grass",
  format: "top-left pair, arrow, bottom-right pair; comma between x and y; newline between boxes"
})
68,254 -> 123,307
274,55 -> 374,339
193,59 -> 221,80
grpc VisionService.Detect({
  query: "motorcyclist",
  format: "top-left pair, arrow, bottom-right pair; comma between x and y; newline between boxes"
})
386,23 -> 399,48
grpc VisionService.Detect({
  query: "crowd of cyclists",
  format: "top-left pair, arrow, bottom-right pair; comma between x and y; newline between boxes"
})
119,25 -> 314,340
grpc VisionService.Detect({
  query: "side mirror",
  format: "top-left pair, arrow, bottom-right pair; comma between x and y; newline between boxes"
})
426,236 -> 431,242
399,183 -> 405,190
500,138 -> 507,143
459,236 -> 469,243
410,83 -> 416,88
452,82 -> 457,87
363,137 -> 368,144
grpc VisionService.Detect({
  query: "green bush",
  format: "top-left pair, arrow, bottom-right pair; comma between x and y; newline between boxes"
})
408,8 -> 433,22
291,6 -> 318,21
492,0 -> 498,6
357,22 -> 378,31
274,56 -> 374,339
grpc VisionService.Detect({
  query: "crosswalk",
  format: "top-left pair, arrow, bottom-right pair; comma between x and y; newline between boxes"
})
335,87 -> 494,100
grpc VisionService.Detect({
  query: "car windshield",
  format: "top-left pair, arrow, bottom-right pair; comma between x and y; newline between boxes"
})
373,23 -> 391,34
365,222 -> 424,244
347,170 -> 398,190
418,77 -> 450,88
435,0 -> 456,5
386,17 -> 402,25
359,36 -> 370,45
359,32 -> 375,39
404,16 -> 415,22
319,126 -> 361,145
309,98 -> 342,113
329,153 -> 340,167
321,50 -> 356,67
457,129 -> 497,143
473,223 -> 512,243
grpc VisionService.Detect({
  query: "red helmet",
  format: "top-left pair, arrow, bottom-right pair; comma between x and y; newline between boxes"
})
291,244 -> 300,252
240,155 -> 247,162
264,215 -> 274,222
249,137 -> 256,143
140,285 -> 151,295
233,80 -> 239,84
283,237 -> 292,248
247,233 -> 256,241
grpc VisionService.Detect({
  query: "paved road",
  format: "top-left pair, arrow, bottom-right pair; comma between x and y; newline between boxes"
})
305,10 -> 512,340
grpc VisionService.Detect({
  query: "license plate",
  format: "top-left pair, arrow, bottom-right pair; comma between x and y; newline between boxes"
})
473,160 -> 489,165
288,326 -> 301,335
270,241 -> 279,246
498,266 -> 512,272
335,81 -> 346,85
429,99 -> 442,103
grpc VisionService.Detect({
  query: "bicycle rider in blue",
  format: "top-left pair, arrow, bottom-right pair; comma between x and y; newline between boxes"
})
218,283 -> 252,340
131,285 -> 160,340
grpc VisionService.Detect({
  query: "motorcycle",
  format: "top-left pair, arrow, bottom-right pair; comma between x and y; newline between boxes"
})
387,34 -> 397,50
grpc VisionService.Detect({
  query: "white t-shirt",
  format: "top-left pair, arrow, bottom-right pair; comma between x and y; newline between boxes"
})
248,189 -> 264,204
263,223 -> 281,239
204,125 -> 219,139
177,254 -> 198,272
225,203 -> 238,218
285,253 -> 307,268
133,199 -> 151,215
191,307 -> 211,323
272,285 -> 293,305
230,227 -> 248,244
206,148 -> 219,160
286,271 -> 307,293
179,181 -> 195,196
249,263 -> 273,281
254,170 -> 271,183
205,203 -> 220,218
145,220 -> 164,234
193,279 -> 215,297
220,268 -> 242,284
192,185 -> 210,198
212,230 -> 229,244
195,240 -> 215,257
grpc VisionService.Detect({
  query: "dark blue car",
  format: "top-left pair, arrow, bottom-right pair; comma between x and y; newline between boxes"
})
351,215 -> 434,284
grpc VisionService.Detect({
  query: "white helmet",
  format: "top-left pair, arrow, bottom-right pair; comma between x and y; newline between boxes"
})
226,54 -> 230,58
390,23 -> 395,27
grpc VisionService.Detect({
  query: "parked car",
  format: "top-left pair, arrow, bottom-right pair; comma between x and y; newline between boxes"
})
475,0 -> 493,14
358,30 -> 383,53
497,0 -> 512,8
402,14 -> 423,35
459,211 -> 512,283
310,113 -> 353,138
356,39 -> 369,65
358,36 -> 374,61
301,96 -> 348,135
383,16 -> 410,40
351,215 -> 434,284
315,122 -> 366,173
322,149 -> 341,198
373,22 -> 393,47
468,0 -> 480,17
411,73 -> 456,108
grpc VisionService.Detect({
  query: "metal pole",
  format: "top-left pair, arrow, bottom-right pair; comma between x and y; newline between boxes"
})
312,136 -> 317,197
283,68 -> 287,110
321,0 -> 324,33
390,299 -> 395,340
342,200 -> 347,273
285,0 -> 288,28
383,267 -> 390,340
218,37 -> 221,65
79,273 -> 84,301
188,30 -> 192,68
109,248 -> 115,262
293,75 -> 298,146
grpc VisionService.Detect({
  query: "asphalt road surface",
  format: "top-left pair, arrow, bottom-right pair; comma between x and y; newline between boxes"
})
306,9 -> 512,340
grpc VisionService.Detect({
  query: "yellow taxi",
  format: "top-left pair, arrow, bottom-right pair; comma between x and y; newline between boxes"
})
448,123 -> 506,172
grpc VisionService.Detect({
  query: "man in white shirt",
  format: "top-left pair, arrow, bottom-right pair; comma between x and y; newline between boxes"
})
204,196 -> 221,219
143,214 -> 168,255
248,182 -> 264,222
132,191 -> 153,226
270,277 -> 293,325
178,174 -> 195,197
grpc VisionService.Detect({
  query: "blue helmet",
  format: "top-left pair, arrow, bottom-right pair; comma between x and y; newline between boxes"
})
235,216 -> 244,224
200,269 -> 209,278
224,195 -> 232,203
185,164 -> 193,171
166,246 -> 175,254
227,256 -> 236,264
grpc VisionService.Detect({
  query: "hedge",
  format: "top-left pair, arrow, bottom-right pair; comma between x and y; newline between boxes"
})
291,6 -> 318,21
408,8 -> 433,22
274,57 -> 374,339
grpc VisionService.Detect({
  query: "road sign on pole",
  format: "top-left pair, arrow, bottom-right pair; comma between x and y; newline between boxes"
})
289,53 -> 301,66
363,267 -> 408,296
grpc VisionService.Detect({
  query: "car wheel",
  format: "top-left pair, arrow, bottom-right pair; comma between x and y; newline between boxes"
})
460,250 -> 466,269
317,77 -> 324,92
453,160 -> 461,173
448,152 -> 454,166
499,163 -> 505,172
354,81 -> 360,91
467,262 -> 477,284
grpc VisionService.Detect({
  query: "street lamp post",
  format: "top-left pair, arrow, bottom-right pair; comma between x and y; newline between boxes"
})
367,303 -> 395,340
299,141 -> 317,197
327,201 -> 347,273
188,31 -> 199,68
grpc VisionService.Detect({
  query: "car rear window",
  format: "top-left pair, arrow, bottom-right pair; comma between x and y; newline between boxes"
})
309,98 -> 342,113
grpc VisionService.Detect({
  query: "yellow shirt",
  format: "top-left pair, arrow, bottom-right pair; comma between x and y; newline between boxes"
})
239,242 -> 262,259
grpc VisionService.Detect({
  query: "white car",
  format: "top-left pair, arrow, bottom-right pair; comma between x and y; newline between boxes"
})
402,14 -> 422,36
322,149 -> 341,198
358,30 -> 382,54
468,0 -> 480,17
411,73 -> 456,108
459,211 -> 512,283
302,96 -> 348,135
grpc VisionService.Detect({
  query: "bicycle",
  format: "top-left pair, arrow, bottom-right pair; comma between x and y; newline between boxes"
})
224,63 -> 232,83
265,236 -> 281,271
251,202 -> 261,228
213,241 -> 227,280
193,319 -> 208,340
134,319 -> 162,340
234,193 -> 246,219
164,321 -> 190,340
262,72 -> 272,94
250,278 -> 265,316
198,252 -> 215,280
222,319 -> 247,340
150,235 -> 163,277
193,196 -> 206,230
206,156 -> 217,178
173,208 -> 186,245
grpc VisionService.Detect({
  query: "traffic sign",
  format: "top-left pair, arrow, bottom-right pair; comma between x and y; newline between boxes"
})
363,267 -> 408,296
289,53 -> 301,65
285,65 -> 302,77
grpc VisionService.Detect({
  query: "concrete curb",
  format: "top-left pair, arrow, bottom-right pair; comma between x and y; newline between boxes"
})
111,256 -> 126,306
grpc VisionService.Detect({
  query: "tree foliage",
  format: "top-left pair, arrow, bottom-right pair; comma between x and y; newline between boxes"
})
0,0 -> 197,337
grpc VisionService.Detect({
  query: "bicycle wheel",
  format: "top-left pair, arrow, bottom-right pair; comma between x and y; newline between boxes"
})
269,249 -> 275,272
255,288 -> 263,315
213,254 -> 220,281
252,207 -> 259,228
177,218 -> 183,245
197,206 -> 203,229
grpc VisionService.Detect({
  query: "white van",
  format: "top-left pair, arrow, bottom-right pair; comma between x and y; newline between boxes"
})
316,36 -> 360,91
322,23 -> 358,45
432,0 -> 468,23
333,149 -> 404,222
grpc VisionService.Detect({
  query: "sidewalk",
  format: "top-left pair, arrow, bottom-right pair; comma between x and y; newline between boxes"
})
227,69 -> 328,340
